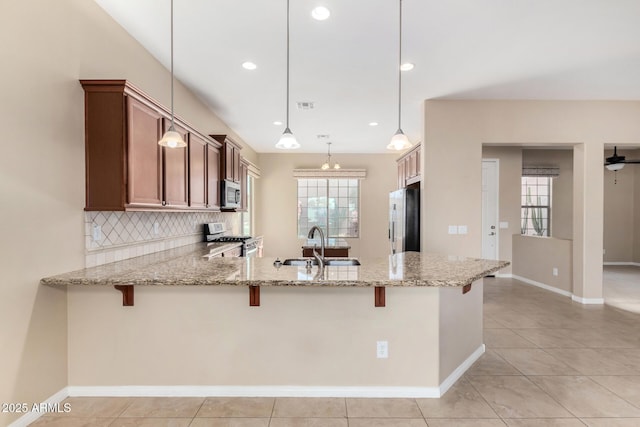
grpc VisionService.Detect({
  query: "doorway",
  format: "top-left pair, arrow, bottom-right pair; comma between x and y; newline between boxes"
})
482,159 -> 499,260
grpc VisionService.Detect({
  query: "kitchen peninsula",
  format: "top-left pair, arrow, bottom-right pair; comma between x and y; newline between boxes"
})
42,244 -> 507,398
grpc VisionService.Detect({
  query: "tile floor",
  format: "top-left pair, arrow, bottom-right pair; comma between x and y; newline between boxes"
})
603,265 -> 640,314
31,277 -> 640,426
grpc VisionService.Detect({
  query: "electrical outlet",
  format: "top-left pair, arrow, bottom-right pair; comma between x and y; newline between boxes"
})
153,222 -> 160,235
448,225 -> 458,235
457,225 -> 468,235
552,267 -> 558,276
376,341 -> 388,359
92,224 -> 102,242
499,221 -> 509,229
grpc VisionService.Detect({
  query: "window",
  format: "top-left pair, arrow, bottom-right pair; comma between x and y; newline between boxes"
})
521,176 -> 551,236
297,178 -> 359,238
242,176 -> 252,235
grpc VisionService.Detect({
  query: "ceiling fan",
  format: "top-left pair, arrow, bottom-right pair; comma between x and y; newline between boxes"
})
605,146 -> 640,171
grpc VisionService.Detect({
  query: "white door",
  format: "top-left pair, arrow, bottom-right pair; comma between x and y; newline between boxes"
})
482,159 -> 499,260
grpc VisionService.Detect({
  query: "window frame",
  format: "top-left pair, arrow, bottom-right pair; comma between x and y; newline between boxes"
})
521,176 -> 552,237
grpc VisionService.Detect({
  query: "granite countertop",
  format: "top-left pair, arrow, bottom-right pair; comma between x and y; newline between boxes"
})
40,243 -> 509,288
302,238 -> 351,249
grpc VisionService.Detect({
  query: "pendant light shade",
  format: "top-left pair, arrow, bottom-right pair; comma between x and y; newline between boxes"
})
275,127 -> 299,149
158,0 -> 186,148
321,142 -> 340,169
275,0 -> 300,149
606,163 -> 625,171
387,0 -> 412,151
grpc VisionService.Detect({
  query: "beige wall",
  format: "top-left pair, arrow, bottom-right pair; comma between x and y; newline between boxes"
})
522,149 -> 574,240
424,100 -> 640,301
255,153 -> 398,259
482,147 -> 522,274
512,235 -> 573,293
635,164 -> 640,263
603,149 -> 636,262
68,286 -> 443,388
1,1 -> 251,424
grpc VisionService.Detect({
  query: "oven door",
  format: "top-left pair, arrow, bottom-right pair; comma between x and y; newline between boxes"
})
244,245 -> 258,258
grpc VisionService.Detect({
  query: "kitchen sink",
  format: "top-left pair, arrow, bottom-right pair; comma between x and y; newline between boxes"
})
281,258 -> 361,266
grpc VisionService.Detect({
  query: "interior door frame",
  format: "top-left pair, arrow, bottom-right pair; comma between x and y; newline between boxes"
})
482,158 -> 500,260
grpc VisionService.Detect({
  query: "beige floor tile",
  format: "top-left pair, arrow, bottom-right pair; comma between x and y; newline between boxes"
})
503,420 -> 586,426
511,329 -> 585,349
346,398 -> 422,418
591,375 -> 640,407
544,348 -> 635,375
42,397 -> 131,418
562,328 -> 637,348
108,418 -> 191,426
28,417 -> 115,426
189,419 -> 270,427
196,397 -> 274,417
466,350 -> 522,376
416,377 -> 498,418
581,419 -> 640,427
593,349 -> 640,373
348,419 -> 427,427
484,317 -> 508,328
425,420 -> 507,427
268,418 -> 348,427
272,398 -> 346,418
467,376 -> 573,418
484,329 -> 538,349
530,376 -> 640,417
120,397 -> 204,418
494,349 -> 580,375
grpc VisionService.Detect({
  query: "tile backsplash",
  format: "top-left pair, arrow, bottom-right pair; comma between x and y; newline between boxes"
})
84,211 -> 239,267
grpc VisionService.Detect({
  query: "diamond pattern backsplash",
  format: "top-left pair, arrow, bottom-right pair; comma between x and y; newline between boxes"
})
84,211 -> 239,267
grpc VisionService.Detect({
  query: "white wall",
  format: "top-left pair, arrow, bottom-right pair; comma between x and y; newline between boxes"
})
255,153 -> 398,259
1,1 -> 251,424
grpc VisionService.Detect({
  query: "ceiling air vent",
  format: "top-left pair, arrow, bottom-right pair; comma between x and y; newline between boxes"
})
297,101 -> 315,110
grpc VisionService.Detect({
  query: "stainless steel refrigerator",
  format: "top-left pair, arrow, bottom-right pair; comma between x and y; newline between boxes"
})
389,187 -> 420,254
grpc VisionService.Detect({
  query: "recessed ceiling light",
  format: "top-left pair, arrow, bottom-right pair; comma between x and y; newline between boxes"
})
400,63 -> 414,71
369,122 -> 379,127
273,121 -> 283,126
242,61 -> 257,70
311,6 -> 331,21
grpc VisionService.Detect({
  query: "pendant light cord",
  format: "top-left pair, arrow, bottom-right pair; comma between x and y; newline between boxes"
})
170,0 -> 175,129
286,0 -> 290,129
398,0 -> 403,131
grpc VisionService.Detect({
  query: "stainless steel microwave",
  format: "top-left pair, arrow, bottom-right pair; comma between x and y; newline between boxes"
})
221,179 -> 241,209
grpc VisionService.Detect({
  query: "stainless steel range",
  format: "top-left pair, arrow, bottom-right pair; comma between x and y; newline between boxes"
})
204,223 -> 260,257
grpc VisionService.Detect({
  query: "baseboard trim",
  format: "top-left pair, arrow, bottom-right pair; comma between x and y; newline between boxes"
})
494,273 -> 512,278
571,295 -> 605,305
438,344 -> 485,397
68,384 -> 441,399
511,275 -> 573,298
8,387 -> 69,427
604,262 -> 640,267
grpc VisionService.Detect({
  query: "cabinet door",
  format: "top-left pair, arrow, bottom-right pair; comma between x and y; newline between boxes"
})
127,97 -> 163,207
163,120 -> 189,207
224,144 -> 234,181
415,147 -> 421,177
233,148 -> 241,182
238,159 -> 248,212
397,159 -> 405,189
188,133 -> 207,208
405,155 -> 414,179
207,144 -> 220,209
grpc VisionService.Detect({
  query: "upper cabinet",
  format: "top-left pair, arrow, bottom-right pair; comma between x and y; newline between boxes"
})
212,135 -> 242,183
396,143 -> 421,189
81,80 -> 222,211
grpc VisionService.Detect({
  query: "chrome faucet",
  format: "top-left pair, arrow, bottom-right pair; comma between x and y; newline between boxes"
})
307,225 -> 325,277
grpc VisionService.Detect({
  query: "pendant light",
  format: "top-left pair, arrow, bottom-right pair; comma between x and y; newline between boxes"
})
321,142 -> 340,170
387,0 -> 412,151
158,0 -> 186,148
275,0 -> 300,149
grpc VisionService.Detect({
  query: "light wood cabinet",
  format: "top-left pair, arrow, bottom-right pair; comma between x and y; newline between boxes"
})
396,143 -> 421,189
80,80 -> 222,211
